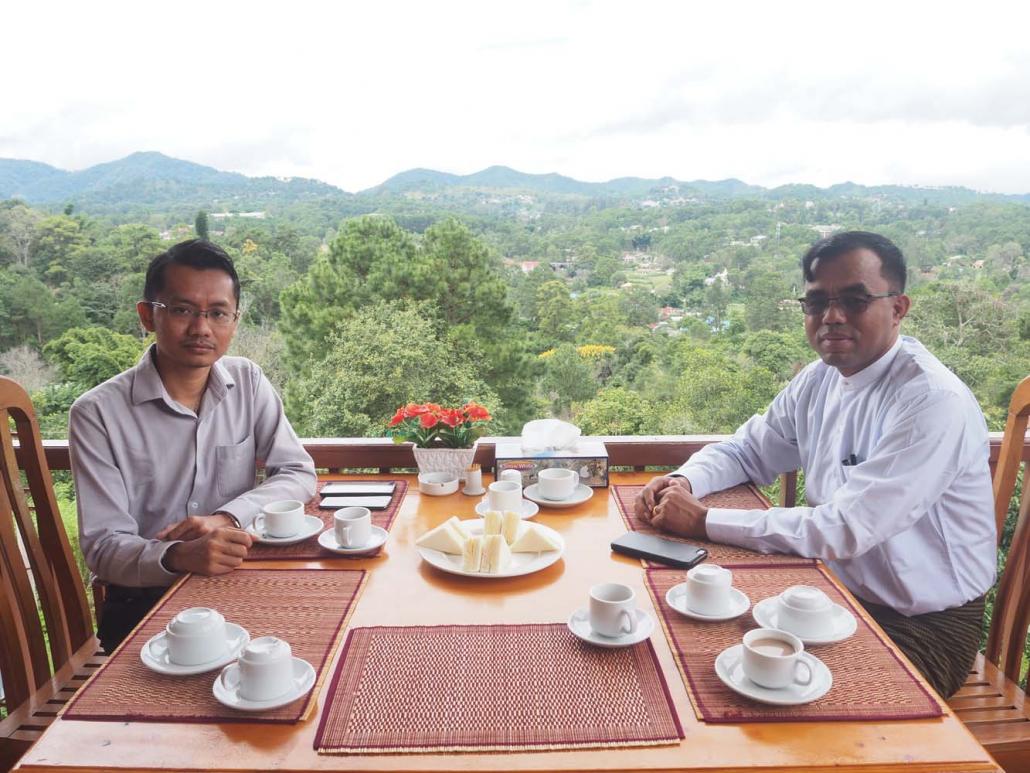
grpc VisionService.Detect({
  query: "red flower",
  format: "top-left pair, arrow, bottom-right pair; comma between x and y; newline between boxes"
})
388,408 -> 406,427
440,408 -> 465,428
419,413 -> 439,429
463,402 -> 491,422
402,403 -> 424,418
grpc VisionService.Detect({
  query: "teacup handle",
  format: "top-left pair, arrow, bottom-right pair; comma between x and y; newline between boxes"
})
793,660 -> 813,686
338,525 -> 352,544
219,665 -> 241,692
618,609 -> 637,635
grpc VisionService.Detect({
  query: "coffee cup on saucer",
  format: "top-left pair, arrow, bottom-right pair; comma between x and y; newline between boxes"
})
684,564 -> 733,615
334,506 -> 372,548
487,480 -> 522,512
498,469 -> 523,486
259,500 -> 305,538
165,607 -> 229,666
589,582 -> 638,638
741,628 -> 812,690
537,468 -> 577,500
776,585 -> 834,638
236,636 -> 295,701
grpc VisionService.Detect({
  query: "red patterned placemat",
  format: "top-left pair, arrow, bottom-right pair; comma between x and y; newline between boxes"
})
64,568 -> 366,724
612,484 -> 815,567
246,480 -> 407,560
315,623 -> 683,754
645,565 -> 943,722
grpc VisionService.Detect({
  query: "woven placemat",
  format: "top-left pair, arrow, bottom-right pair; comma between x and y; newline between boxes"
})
64,568 -> 366,724
645,565 -> 943,722
246,480 -> 407,560
315,623 -> 683,754
613,484 -> 815,567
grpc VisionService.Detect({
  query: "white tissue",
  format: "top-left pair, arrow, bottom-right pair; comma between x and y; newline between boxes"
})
520,419 -> 582,453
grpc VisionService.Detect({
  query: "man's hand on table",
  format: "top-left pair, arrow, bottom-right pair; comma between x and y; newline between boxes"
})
635,475 -> 709,539
157,513 -> 238,541
161,525 -> 253,576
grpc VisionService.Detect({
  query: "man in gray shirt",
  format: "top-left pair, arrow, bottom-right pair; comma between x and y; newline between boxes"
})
69,239 -> 316,651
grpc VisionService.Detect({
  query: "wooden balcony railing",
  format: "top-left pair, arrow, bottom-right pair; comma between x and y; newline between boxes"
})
18,433 -> 1025,509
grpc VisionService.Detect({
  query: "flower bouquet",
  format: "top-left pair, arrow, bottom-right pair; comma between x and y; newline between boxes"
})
387,402 -> 492,479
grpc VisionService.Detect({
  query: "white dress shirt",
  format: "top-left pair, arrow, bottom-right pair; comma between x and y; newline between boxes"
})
69,346 -> 316,587
675,335 -> 996,616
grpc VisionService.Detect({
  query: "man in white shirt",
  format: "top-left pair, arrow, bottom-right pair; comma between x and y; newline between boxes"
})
635,231 -> 995,697
69,240 -> 316,651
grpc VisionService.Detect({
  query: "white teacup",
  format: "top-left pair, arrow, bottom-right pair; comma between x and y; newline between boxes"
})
741,628 -> 812,690
259,500 -> 305,538
589,582 -> 638,638
499,469 -> 523,486
334,506 -> 372,548
537,468 -> 578,500
235,636 -> 295,701
487,480 -> 522,512
165,607 -> 229,666
684,563 -> 733,615
776,585 -> 833,638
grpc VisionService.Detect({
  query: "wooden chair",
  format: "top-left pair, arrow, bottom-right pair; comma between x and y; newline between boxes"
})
949,375 -> 1030,772
0,376 -> 104,772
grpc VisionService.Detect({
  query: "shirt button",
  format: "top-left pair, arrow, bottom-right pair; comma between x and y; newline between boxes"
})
190,502 -> 199,510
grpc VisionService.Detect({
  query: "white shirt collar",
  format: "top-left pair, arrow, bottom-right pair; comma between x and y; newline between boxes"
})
838,336 -> 903,392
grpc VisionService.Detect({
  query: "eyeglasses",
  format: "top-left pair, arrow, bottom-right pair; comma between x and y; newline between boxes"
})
147,302 -> 241,327
796,292 -> 899,317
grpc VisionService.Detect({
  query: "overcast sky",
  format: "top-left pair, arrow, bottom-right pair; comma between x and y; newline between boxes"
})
4,0 -> 1030,193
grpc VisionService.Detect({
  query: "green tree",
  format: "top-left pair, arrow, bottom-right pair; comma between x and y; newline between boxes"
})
534,280 -> 576,346
43,327 -> 145,387
195,210 -> 210,241
539,343 -> 597,419
0,268 -> 87,349
285,301 -> 498,437
575,387 -> 658,435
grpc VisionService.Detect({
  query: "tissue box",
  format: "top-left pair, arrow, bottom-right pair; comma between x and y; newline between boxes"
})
494,440 -> 609,488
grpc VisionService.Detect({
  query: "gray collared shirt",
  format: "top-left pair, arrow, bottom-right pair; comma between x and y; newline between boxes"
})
69,346 -> 316,587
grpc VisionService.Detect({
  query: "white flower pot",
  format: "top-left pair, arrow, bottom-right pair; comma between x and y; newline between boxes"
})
411,445 -> 477,482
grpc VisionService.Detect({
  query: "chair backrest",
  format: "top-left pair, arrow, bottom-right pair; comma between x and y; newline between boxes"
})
984,375 -> 1030,681
0,376 -> 93,710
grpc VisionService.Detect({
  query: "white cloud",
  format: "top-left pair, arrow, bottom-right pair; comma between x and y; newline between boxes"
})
2,0 -> 1029,193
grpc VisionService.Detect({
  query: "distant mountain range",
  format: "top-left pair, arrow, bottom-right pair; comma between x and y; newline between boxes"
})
1,152 -> 1028,215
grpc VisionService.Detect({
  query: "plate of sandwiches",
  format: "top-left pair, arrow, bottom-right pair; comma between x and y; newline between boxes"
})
415,513 -> 564,578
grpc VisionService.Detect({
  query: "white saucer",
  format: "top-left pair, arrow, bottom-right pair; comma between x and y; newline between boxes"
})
246,514 -> 325,545
212,657 -> 316,711
474,498 -> 539,520
715,644 -> 832,705
140,623 -> 250,676
665,584 -> 751,621
317,525 -> 388,555
462,486 -> 486,496
523,483 -> 594,509
752,597 -> 858,645
566,607 -> 655,648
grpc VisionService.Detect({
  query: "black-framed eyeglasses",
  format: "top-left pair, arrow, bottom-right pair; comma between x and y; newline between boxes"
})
146,302 -> 241,327
796,292 -> 899,317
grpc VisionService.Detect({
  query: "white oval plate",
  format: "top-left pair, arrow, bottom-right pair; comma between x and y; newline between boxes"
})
246,515 -> 325,545
523,483 -> 594,509
212,657 -> 315,711
317,525 -> 388,555
140,623 -> 250,676
665,583 -> 751,621
474,498 -> 539,520
417,520 -> 564,578
752,597 -> 858,645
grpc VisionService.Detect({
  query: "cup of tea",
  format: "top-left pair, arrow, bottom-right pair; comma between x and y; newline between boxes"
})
164,607 -> 229,665
684,564 -> 733,615
776,585 -> 833,638
487,480 -> 522,513
589,582 -> 638,638
537,468 -> 577,500
259,500 -> 305,538
334,506 -> 372,548
235,636 -> 295,701
741,628 -> 812,690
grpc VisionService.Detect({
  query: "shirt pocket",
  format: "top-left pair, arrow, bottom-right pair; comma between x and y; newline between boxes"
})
215,435 -> 256,499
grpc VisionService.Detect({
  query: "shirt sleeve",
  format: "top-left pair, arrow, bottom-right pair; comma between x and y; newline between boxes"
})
215,366 -> 316,528
69,400 -> 181,587
673,378 -> 803,499
706,388 -> 971,560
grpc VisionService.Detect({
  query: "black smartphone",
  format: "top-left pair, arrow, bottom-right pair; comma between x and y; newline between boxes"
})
320,482 -> 396,496
319,495 -> 392,510
610,532 -> 708,569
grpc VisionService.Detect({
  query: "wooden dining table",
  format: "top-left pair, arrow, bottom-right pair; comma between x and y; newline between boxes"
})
15,472 -> 1001,773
